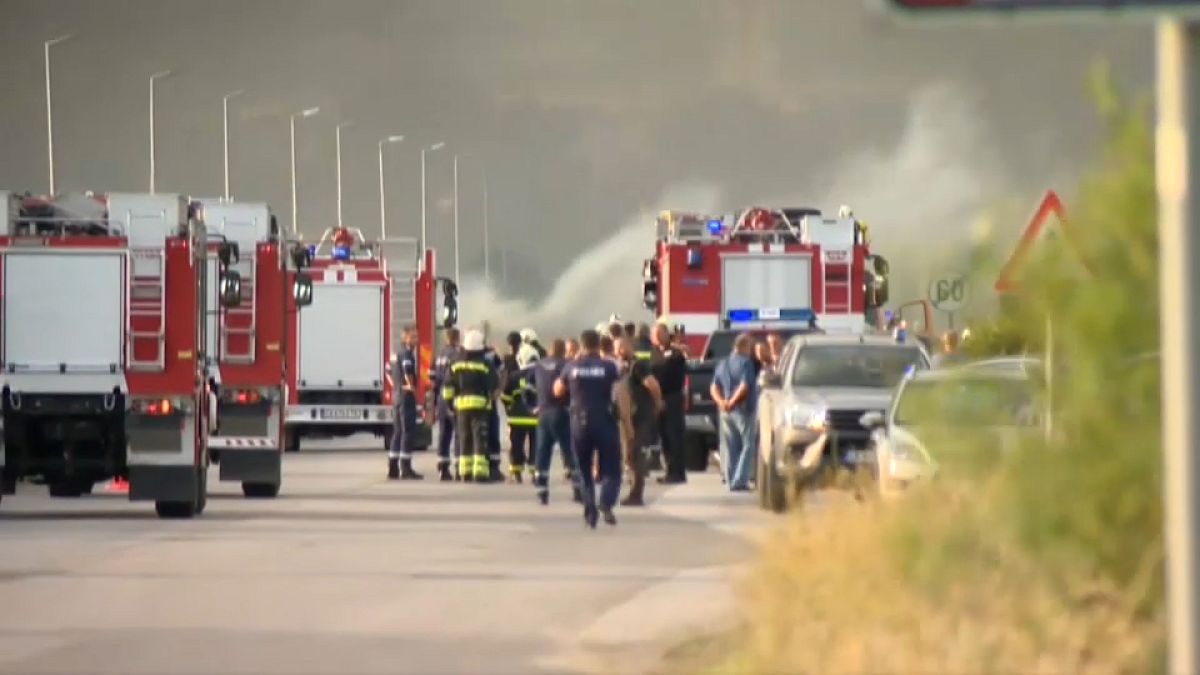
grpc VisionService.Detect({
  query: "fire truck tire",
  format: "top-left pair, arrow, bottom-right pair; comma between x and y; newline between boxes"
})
284,430 -> 301,453
196,468 -> 208,515
48,480 -> 85,498
242,481 -> 280,499
155,469 -> 203,519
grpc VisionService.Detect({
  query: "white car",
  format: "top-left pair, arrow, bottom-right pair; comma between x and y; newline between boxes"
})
860,365 -> 1042,499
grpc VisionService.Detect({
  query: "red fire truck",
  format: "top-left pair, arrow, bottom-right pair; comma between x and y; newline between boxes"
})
0,191 -> 242,518
196,200 -> 310,499
641,208 -> 890,354
283,227 -> 440,452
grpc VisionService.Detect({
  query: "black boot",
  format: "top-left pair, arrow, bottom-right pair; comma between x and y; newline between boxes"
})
489,460 -> 504,483
438,463 -> 453,482
583,504 -> 598,529
387,458 -> 400,480
399,458 -> 423,480
600,506 -> 617,526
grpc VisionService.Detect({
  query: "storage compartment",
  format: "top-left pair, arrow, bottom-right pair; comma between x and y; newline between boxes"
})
298,282 -> 384,389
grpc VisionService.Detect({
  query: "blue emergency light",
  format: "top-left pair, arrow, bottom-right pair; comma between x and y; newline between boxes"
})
686,248 -> 703,269
707,219 -> 723,235
727,309 -> 756,323
727,308 -> 815,323
332,245 -> 353,261
307,244 -> 318,259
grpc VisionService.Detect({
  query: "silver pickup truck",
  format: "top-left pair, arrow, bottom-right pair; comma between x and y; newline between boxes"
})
756,333 -> 930,512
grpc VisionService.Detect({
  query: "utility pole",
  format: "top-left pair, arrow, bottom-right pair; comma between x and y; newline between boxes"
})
377,135 -> 404,239
420,142 -> 446,255
289,106 -> 320,234
482,165 -> 490,283
222,89 -> 245,200
452,154 -> 461,284
335,121 -> 353,229
149,69 -> 173,194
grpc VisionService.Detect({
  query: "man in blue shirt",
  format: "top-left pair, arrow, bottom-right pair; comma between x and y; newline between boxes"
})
555,329 -> 622,528
389,327 -> 423,481
532,338 -> 581,505
709,333 -> 758,492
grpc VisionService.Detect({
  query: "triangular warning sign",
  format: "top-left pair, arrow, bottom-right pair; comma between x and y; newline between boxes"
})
994,190 -> 1083,294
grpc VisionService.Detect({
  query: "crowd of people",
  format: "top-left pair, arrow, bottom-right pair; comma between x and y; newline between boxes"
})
387,317 -> 692,530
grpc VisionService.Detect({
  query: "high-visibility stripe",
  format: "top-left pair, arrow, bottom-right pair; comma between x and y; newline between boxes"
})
508,417 -> 537,427
634,351 -> 652,361
441,387 -> 455,399
454,395 -> 490,410
451,361 -> 489,373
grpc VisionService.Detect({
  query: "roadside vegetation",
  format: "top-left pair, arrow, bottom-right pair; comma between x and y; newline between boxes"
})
673,67 -> 1165,674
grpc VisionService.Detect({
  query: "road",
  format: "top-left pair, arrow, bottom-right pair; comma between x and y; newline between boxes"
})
0,439 -> 764,675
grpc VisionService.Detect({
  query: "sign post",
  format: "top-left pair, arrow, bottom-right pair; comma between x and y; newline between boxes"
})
881,3 -> 1200,671
928,272 -> 970,329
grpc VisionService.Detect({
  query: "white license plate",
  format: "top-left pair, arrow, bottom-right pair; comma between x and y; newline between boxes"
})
846,449 -> 876,464
318,408 -> 364,420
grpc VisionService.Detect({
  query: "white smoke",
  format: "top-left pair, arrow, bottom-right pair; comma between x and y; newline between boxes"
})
458,181 -> 724,338
460,83 -> 1010,339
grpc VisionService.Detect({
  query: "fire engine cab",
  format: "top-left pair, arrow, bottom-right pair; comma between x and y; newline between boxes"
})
642,207 -> 890,354
196,199 -> 307,499
0,191 -> 241,518
284,227 -> 439,451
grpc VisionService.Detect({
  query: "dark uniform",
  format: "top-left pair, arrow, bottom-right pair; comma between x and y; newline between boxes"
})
559,355 -> 621,527
532,356 -> 579,504
499,355 -> 537,481
388,345 -> 422,480
621,358 -> 658,505
430,343 -> 463,480
633,336 -> 655,363
444,351 -> 498,482
652,343 -> 689,483
482,346 -> 504,481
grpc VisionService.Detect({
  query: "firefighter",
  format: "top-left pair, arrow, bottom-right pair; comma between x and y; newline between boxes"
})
430,327 -> 463,481
444,329 -> 498,482
616,337 -> 662,506
388,327 -> 423,481
520,328 -> 546,360
501,332 -> 538,482
532,338 -> 582,505
483,337 -> 505,482
554,329 -> 623,528
633,323 -> 655,362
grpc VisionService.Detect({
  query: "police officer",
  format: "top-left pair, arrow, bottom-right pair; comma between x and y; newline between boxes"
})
388,327 -> 423,481
430,327 -> 463,481
651,322 -> 689,485
482,337 -> 505,482
501,332 -> 538,482
444,329 -> 498,482
615,337 -> 662,506
532,338 -> 581,505
554,329 -> 622,528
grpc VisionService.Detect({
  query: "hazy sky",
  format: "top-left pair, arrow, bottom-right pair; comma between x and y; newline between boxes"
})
0,1 -> 1150,302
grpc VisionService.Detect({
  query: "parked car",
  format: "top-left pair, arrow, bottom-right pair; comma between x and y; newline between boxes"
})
860,364 -> 1042,499
756,333 -> 930,512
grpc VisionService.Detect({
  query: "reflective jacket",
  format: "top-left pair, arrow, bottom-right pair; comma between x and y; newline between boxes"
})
444,353 -> 498,412
500,363 -> 537,428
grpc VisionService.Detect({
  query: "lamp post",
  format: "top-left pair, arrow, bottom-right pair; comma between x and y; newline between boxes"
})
149,69 -> 174,194
222,89 -> 245,200
482,165 -> 490,283
419,141 -> 445,253
452,154 -> 460,284
44,34 -> 72,195
377,134 -> 404,240
289,106 -> 320,234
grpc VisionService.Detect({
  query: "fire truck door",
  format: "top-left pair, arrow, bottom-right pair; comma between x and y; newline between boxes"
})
721,254 -> 813,321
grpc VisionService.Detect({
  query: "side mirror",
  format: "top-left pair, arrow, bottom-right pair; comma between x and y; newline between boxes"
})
872,254 -> 890,277
760,370 -> 783,390
219,270 -> 243,308
293,272 -> 314,307
860,410 -> 885,430
441,278 -> 459,328
442,303 -> 458,329
642,280 -> 659,311
217,241 -> 240,267
290,244 -> 312,270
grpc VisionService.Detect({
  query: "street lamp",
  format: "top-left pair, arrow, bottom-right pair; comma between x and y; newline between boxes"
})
482,165 -> 490,283
335,121 -> 354,229
44,33 -> 72,195
222,89 -> 245,200
452,154 -> 460,284
149,69 -> 174,193
289,106 -> 320,235
377,134 -> 404,239
420,142 -> 445,254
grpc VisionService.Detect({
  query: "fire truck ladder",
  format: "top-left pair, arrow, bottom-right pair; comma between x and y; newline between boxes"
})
127,247 -> 166,371
389,267 -> 417,357
220,255 -> 257,364
823,260 -> 852,313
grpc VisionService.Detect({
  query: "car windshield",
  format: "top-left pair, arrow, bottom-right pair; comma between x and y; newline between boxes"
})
790,345 -> 924,388
893,377 -> 1040,427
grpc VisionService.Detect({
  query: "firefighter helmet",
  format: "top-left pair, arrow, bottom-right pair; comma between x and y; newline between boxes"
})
519,328 -> 538,344
838,205 -> 854,219
516,344 -> 540,369
463,329 -> 485,352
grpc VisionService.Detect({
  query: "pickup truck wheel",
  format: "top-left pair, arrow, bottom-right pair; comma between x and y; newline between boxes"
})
242,481 -> 280,499
48,480 -> 84,498
683,433 -> 709,472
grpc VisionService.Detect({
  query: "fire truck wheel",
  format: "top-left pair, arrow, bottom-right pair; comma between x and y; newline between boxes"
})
242,482 -> 280,499
48,480 -> 85,498
155,499 -> 198,519
683,433 -> 709,472
196,469 -> 208,515
284,430 -> 301,453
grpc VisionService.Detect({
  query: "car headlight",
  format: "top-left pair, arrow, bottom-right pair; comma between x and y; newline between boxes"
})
784,406 -> 827,432
891,439 -> 925,462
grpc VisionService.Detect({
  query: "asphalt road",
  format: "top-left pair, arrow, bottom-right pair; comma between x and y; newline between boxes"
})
0,438 -> 764,675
